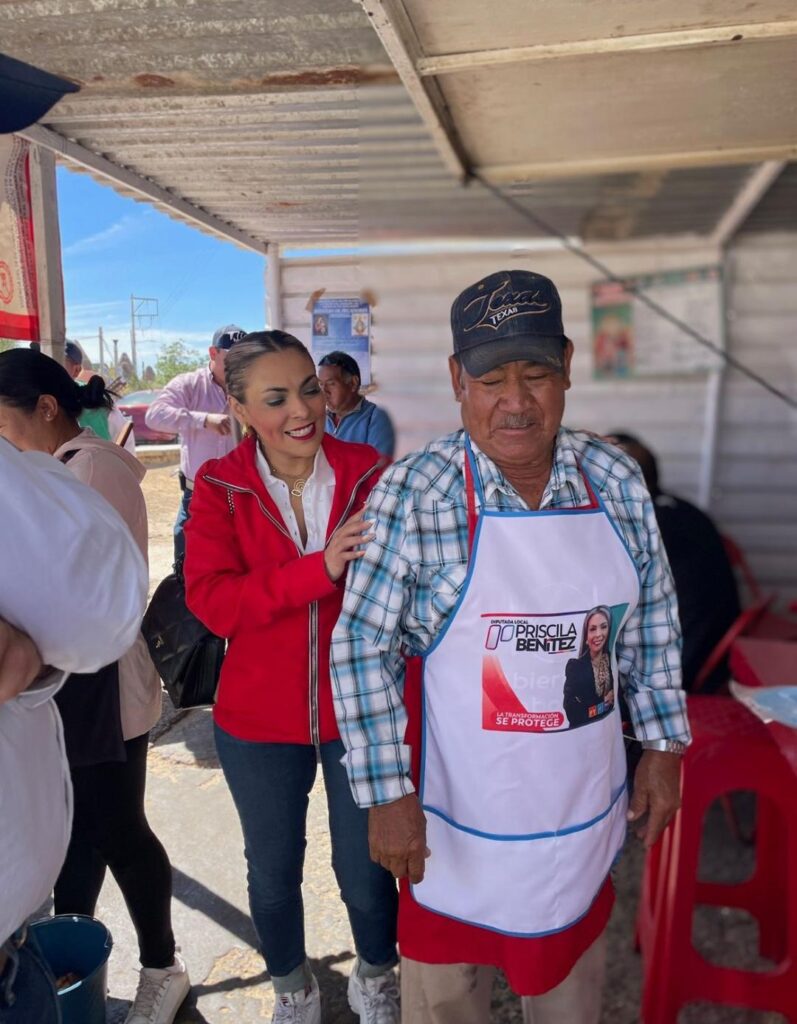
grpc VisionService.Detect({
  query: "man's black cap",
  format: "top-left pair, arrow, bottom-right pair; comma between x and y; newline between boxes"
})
451,269 -> 568,377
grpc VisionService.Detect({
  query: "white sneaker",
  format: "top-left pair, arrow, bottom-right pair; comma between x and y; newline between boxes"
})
272,974 -> 322,1024
348,967 -> 400,1024
124,952 -> 191,1024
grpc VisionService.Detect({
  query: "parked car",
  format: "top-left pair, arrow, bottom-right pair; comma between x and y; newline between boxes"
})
117,389 -> 177,444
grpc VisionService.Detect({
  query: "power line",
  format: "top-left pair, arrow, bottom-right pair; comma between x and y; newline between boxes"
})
473,173 -> 797,411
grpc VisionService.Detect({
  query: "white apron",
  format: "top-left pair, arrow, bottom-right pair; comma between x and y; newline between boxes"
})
412,438 -> 641,936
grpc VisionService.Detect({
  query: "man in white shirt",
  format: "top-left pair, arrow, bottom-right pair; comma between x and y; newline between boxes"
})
0,439 -> 148,1022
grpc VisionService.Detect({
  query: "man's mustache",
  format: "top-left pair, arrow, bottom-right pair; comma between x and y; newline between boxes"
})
494,415 -> 535,429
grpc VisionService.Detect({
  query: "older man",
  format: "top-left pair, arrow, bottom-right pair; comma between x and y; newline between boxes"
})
331,270 -> 689,1024
145,324 -> 245,562
318,351 -> 396,458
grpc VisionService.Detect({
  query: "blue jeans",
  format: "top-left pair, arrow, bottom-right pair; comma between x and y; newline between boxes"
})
0,930 -> 60,1024
214,726 -> 398,981
173,487 -> 193,566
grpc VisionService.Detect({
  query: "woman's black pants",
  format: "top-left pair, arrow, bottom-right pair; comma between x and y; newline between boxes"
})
53,732 -> 176,969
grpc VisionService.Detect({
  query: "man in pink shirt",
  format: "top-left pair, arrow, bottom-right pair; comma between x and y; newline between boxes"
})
145,325 -> 245,563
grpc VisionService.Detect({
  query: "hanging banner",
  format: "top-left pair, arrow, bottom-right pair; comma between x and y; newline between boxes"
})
310,297 -> 371,385
0,136 -> 39,342
591,266 -> 722,379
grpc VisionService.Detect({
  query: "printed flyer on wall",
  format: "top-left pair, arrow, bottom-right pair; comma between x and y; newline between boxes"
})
590,266 -> 723,379
311,297 -> 371,385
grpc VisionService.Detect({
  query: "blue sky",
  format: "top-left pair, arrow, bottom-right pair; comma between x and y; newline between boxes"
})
58,165 -> 266,373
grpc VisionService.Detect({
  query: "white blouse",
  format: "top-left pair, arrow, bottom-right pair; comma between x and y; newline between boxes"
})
255,443 -> 335,554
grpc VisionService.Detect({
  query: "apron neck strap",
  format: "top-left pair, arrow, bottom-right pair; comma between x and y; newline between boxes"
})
463,438 -> 600,553
576,462 -> 601,510
463,436 -> 484,555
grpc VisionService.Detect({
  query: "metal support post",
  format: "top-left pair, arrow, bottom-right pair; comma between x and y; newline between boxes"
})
266,243 -> 283,330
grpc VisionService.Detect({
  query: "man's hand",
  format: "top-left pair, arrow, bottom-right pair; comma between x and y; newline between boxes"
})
369,794 -> 430,883
204,413 -> 232,436
627,750 -> 682,849
0,619 -> 43,706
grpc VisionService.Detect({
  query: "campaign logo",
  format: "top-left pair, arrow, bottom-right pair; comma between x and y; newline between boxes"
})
484,615 -> 579,655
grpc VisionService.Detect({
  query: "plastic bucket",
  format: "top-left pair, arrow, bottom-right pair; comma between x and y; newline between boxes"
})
30,915 -> 113,1024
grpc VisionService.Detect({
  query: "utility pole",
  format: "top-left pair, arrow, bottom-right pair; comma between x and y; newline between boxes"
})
112,338 -> 119,378
98,326 -> 105,377
130,295 -> 159,378
130,295 -> 136,375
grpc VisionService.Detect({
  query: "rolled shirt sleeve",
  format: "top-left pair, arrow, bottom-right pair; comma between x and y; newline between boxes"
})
145,375 -> 208,435
613,475 -> 690,744
0,442 -> 148,679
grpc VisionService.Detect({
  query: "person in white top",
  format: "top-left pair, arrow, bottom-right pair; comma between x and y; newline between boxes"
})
0,437 -> 147,1024
0,348 -> 190,1024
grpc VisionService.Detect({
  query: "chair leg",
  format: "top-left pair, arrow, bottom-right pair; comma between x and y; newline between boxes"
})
754,797 -> 788,962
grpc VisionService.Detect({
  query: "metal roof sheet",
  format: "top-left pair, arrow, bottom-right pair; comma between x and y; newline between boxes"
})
2,0 -> 794,247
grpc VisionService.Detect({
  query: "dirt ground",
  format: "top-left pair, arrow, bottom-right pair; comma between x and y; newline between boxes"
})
141,461 -> 182,590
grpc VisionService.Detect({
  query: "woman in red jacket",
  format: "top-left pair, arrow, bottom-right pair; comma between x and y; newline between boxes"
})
184,331 -> 398,1024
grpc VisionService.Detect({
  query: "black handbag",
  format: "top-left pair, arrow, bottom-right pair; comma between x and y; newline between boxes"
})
142,560 -> 225,709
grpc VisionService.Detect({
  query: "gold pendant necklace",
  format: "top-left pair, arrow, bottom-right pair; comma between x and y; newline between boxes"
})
291,478 -> 307,497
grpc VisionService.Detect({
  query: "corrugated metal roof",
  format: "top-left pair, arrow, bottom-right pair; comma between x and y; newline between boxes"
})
738,163 -> 797,234
2,0 -> 793,246
38,81 -> 773,245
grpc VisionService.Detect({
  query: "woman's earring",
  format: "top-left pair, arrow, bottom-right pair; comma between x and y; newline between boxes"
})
241,423 -> 251,438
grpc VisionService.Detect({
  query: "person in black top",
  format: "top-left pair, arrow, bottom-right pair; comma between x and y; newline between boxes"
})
609,432 -> 741,692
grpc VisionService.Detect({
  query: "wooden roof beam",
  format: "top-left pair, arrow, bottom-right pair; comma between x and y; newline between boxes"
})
417,20 -> 797,76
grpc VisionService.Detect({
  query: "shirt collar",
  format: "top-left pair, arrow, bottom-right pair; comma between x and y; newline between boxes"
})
467,428 -> 588,508
255,443 -> 335,489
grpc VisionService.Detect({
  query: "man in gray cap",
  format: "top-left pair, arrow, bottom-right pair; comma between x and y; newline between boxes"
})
146,324 -> 246,563
331,270 -> 689,1023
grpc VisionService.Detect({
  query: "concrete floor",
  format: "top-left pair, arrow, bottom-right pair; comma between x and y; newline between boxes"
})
90,706 -> 787,1024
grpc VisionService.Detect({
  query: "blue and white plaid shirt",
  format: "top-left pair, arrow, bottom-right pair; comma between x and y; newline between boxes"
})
331,428 -> 689,808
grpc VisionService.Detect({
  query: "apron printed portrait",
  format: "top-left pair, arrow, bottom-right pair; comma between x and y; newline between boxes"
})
481,604 -> 629,733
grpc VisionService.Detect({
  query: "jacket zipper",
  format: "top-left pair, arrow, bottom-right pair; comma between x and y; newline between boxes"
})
205,462 -> 380,749
309,602 -> 320,748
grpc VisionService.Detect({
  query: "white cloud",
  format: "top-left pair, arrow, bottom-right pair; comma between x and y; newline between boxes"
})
62,215 -> 144,258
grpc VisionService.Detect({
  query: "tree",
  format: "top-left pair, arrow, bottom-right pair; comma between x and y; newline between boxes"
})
151,340 -> 205,387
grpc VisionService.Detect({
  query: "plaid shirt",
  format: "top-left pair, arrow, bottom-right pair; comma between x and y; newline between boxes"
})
331,428 -> 689,808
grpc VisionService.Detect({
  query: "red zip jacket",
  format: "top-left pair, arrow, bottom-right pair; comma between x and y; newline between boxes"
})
184,433 -> 382,744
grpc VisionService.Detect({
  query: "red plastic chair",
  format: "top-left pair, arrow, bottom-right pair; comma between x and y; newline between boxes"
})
638,697 -> 797,1024
721,534 -> 797,642
722,534 -> 764,603
691,597 -> 772,694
